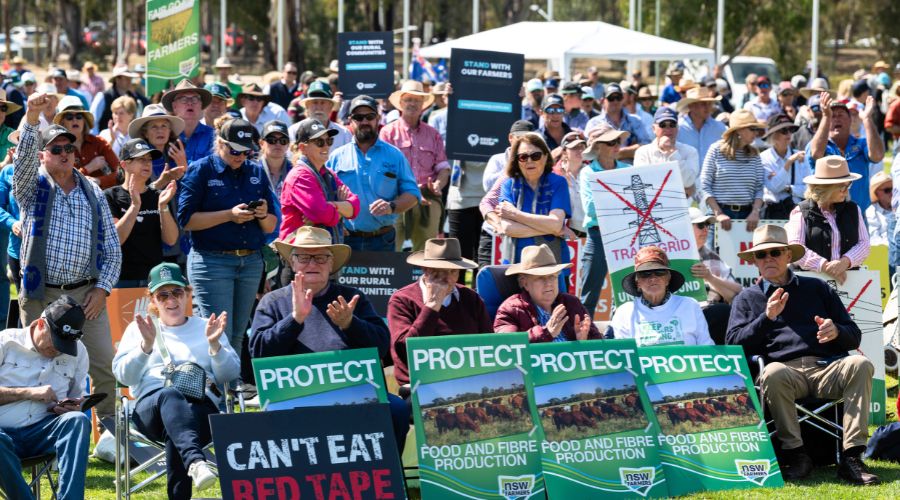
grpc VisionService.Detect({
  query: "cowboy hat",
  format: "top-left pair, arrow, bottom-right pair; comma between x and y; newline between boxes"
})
10,56 -> 26,65
676,77 -> 698,93
406,238 -> 477,270
621,246 -> 686,297
161,79 -> 213,112
762,113 -> 799,139
128,103 -> 186,139
802,155 -> 862,185
236,83 -> 269,104
722,109 -> 761,139
108,64 -> 138,84
505,244 -> 572,276
736,224 -> 805,263
389,80 -> 434,111
53,95 -> 94,129
637,86 -> 657,100
676,86 -> 722,113
0,89 -> 22,114
273,227 -> 351,273
869,171 -> 892,203
798,78 -> 837,99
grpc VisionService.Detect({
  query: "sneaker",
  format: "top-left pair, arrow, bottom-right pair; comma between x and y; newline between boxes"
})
781,451 -> 813,481
188,460 -> 217,491
837,455 -> 879,485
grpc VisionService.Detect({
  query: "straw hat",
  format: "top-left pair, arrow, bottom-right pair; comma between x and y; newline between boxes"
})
10,56 -> 26,65
736,224 -> 805,263
0,89 -> 22,114
869,171 -> 892,203
273,227 -> 351,273
128,104 -> 186,139
388,80 -> 434,110
161,79 -> 213,112
676,77 -> 698,93
108,65 -> 138,83
721,109 -> 760,140
53,95 -> 94,129
873,60 -> 890,71
675,86 -> 722,113
505,244 -> 572,276
799,78 -> 837,99
406,238 -> 477,270
620,246 -> 686,297
802,155 -> 862,185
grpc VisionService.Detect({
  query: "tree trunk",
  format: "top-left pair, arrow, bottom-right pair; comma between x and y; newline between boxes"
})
263,0 -> 276,69
58,0 -> 84,67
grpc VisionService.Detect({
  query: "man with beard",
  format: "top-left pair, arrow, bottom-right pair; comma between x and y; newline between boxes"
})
327,95 -> 420,252
288,80 -> 351,154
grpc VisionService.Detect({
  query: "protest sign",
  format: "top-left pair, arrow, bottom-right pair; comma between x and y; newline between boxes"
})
586,163 -> 705,307
531,340 -> 668,498
210,405 -> 406,500
146,0 -> 201,95
408,333 -> 544,499
446,49 -> 524,161
337,251 -> 421,317
252,348 -> 389,411
796,270 -> 886,424
337,32 -> 394,98
715,219 -> 788,287
638,345 -> 782,495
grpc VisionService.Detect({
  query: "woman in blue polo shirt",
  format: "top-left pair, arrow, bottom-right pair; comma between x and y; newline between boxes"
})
177,118 -> 278,358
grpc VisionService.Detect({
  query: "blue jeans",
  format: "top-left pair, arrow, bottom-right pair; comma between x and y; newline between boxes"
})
345,228 -> 396,252
580,226 -> 608,317
707,205 -> 752,248
187,250 -> 263,352
0,412 -> 90,500
0,229 -> 9,326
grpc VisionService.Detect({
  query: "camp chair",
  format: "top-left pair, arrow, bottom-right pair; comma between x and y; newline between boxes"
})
753,356 -> 844,464
476,264 -> 568,319
0,453 -> 57,500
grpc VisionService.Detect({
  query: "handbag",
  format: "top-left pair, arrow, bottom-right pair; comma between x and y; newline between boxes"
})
152,316 -> 208,402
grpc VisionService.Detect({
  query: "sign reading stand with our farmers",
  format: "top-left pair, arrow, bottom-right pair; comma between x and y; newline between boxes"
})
639,345 -> 783,495
408,333 -> 544,499
531,339 -> 668,498
337,32 -> 394,98
587,162 -> 704,307
146,0 -> 201,95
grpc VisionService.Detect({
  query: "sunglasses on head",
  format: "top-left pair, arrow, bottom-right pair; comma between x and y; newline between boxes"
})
543,107 -> 564,114
45,144 -> 77,155
637,269 -> 669,278
305,137 -> 335,148
753,248 -> 784,260
228,148 -> 251,157
62,113 -> 83,121
264,136 -> 289,145
658,121 -> 677,129
154,288 -> 186,301
606,95 -> 623,102
351,112 -> 377,122
516,151 -> 544,163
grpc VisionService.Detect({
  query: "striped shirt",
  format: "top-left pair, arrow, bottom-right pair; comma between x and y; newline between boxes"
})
700,141 -> 764,207
786,203 -> 870,272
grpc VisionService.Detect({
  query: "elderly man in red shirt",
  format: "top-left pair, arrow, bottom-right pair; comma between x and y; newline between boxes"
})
379,81 -> 450,251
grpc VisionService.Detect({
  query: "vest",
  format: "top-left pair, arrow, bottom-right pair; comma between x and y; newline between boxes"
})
297,157 -> 344,244
799,199 -> 859,261
98,87 -> 147,133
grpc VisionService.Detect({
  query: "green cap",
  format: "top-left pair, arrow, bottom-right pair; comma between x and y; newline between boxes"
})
148,263 -> 187,293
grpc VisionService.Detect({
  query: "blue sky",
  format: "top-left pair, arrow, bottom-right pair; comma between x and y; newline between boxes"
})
646,374 -> 746,403
266,384 -> 377,410
534,371 -> 637,406
418,369 -> 525,406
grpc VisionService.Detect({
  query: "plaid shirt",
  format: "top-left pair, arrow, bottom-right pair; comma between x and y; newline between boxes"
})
13,123 -> 121,292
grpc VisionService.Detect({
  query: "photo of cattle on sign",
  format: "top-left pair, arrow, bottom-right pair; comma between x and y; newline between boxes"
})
417,369 -> 534,446
647,374 -> 759,435
535,371 -> 648,442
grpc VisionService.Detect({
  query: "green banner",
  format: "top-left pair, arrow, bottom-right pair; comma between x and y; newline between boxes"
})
638,345 -> 783,495
146,0 -> 201,95
531,339 -> 668,498
408,333 -> 544,499
252,348 -> 389,410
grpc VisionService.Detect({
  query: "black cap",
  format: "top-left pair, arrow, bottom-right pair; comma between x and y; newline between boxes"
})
851,79 -> 870,98
294,118 -> 338,143
509,119 -> 536,135
261,120 -> 289,139
219,118 -> 259,152
42,295 -> 85,357
604,84 -> 624,98
559,82 -> 582,95
541,94 -> 564,110
349,95 -> 378,114
40,125 -> 76,150
50,68 -> 67,79
119,138 -> 163,162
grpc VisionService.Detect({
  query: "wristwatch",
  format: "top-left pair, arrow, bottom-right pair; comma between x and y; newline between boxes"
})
389,201 -> 396,213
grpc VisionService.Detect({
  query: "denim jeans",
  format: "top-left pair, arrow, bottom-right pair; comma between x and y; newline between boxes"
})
580,226 -> 608,318
0,229 -> 9,327
707,205 -> 752,249
132,388 -> 218,500
0,412 -> 90,500
345,228 -> 396,252
187,250 -> 264,351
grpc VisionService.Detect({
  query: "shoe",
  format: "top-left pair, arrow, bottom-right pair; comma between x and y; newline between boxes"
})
188,460 -> 217,491
781,451 -> 813,481
837,455 -> 879,485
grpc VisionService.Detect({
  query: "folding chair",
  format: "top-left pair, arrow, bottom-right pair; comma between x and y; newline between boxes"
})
0,453 -> 57,500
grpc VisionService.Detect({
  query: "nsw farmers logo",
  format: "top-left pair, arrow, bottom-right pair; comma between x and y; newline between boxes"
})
619,466 -> 655,497
498,474 -> 534,499
356,82 -> 376,91
735,459 -> 771,485
467,134 -> 500,148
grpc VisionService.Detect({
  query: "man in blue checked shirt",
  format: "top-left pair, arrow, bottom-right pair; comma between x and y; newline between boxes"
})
327,95 -> 420,252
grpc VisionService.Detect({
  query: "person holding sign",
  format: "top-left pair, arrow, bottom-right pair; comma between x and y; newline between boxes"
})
494,243 -> 599,342
785,156 -> 870,284
725,224 -> 876,485
610,245 -> 713,346
113,263 -> 240,497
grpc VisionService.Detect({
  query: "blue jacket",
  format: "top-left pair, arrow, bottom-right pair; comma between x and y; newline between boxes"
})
0,164 -> 20,258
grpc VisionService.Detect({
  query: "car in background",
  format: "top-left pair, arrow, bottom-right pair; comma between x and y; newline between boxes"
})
11,25 -> 70,52
720,56 -> 780,110
0,34 -> 22,57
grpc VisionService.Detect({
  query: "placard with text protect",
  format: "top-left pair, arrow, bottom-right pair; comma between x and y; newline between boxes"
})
338,32 -> 394,98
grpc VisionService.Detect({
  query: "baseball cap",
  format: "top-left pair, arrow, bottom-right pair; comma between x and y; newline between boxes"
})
851,79 -> 870,98
604,83 -> 624,98
544,78 -> 560,89
653,107 -> 678,124
294,118 -> 338,143
42,295 -> 85,357
525,78 -> 544,93
509,119 -> 536,135
305,80 -> 333,99
119,138 -> 163,162
349,95 -> 378,114
49,68 -> 67,79
261,120 -> 290,139
688,207 -> 716,225
581,87 -> 595,100
541,94 -> 564,110
219,118 -> 259,152
204,82 -> 233,101
560,82 -> 582,95
148,262 -> 188,293
39,125 -> 76,150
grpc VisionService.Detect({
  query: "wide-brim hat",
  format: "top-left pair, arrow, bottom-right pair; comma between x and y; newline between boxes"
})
53,96 -> 94,129
273,227 -> 352,273
0,89 -> 22,114
762,114 -> 799,139
389,80 -> 435,111
505,244 -> 572,276
161,79 -> 213,112
584,124 -> 629,160
214,56 -> 234,69
798,86 -> 837,99
722,109 -> 760,139
736,224 -> 805,263
620,246 -> 685,297
675,86 -> 722,113
870,171 -> 892,203
128,103 -> 186,139
637,86 -> 657,99
802,155 -> 862,185
108,65 -> 139,83
406,238 -> 477,270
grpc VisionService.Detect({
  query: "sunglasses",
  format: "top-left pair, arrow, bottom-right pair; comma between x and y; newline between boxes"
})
776,128 -> 793,135
228,148 -> 251,157
658,121 -> 677,129
749,127 -> 765,134
290,254 -> 332,265
351,112 -> 377,122
599,140 -> 620,147
286,71 -> 298,75
543,107 -> 564,114
243,95 -> 266,102
879,187 -> 893,194
305,137 -> 335,148
637,269 -> 669,278
154,288 -> 186,302
753,248 -> 784,260
606,95 -> 623,102
264,136 -> 289,145
810,106 -> 821,113
758,84 -> 771,89
694,222 -> 711,230
45,144 -> 77,155
0,104 -> 7,112
516,151 -> 544,163
62,113 -> 83,121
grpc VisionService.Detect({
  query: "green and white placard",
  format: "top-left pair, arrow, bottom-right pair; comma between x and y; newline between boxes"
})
146,0 -> 201,95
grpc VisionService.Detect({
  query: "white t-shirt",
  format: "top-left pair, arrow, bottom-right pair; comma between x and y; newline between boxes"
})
611,294 -> 713,347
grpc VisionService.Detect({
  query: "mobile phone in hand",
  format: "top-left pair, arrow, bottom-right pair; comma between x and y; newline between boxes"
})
246,199 -> 265,210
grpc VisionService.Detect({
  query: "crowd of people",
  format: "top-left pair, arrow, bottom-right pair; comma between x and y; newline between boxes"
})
0,54 -> 898,498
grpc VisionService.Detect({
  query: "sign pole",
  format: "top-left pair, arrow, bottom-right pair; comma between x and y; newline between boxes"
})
220,0 -> 226,57
402,0 -> 410,79
811,0 -> 819,80
716,0 -> 724,63
116,0 -> 123,62
277,0 -> 284,69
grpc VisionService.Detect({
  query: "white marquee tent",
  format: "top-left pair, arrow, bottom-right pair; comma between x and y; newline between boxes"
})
418,21 -> 715,80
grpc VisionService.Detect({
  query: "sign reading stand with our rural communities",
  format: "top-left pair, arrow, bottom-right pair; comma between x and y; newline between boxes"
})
337,31 -> 394,98
146,0 -> 201,95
